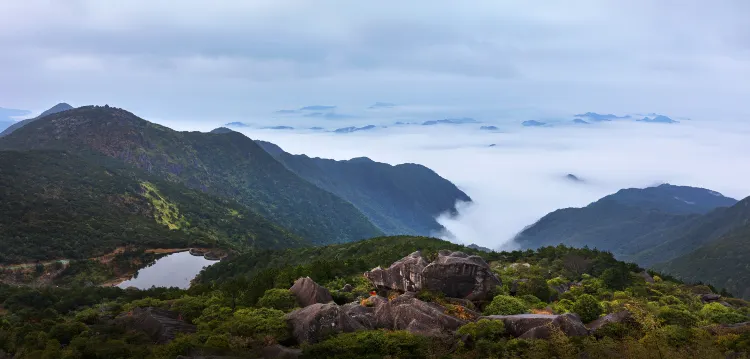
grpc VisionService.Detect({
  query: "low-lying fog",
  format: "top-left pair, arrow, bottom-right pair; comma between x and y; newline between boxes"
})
233,119 -> 750,250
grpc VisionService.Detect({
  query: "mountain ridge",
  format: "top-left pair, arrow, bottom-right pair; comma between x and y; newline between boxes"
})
254,140 -> 472,236
0,105 -> 384,245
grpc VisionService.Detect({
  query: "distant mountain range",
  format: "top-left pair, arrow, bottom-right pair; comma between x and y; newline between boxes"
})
515,183 -> 750,298
254,139 -> 471,235
0,103 -> 74,137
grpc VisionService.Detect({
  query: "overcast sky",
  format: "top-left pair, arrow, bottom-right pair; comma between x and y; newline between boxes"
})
2,0 -> 749,124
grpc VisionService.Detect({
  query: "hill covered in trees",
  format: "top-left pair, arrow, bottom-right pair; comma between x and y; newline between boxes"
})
0,236 -> 748,358
514,184 -> 746,267
0,105 -> 383,245
0,150 -> 301,264
255,139 -> 471,236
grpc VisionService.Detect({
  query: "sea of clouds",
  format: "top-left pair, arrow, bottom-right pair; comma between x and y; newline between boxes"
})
222,117 -> 750,250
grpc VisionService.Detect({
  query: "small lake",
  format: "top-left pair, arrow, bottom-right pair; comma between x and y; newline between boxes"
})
117,251 -> 218,289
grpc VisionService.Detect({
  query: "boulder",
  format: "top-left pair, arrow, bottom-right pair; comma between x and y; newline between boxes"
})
286,302 -> 365,344
262,345 -> 302,359
341,302 -> 377,329
364,250 -> 501,301
373,292 -> 469,335
638,271 -> 655,284
481,314 -> 588,338
586,311 -> 633,331
701,293 -> 722,303
422,250 -> 502,301
364,251 -> 427,292
550,282 -> 573,294
117,307 -> 196,344
290,277 -> 333,307
341,284 -> 353,292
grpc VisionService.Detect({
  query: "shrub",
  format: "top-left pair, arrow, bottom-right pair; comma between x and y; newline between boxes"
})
657,307 -> 699,327
222,308 -> 290,343
571,294 -> 603,323
700,303 -> 748,324
552,299 -> 574,313
484,295 -> 528,316
659,295 -> 682,306
303,330 -> 429,359
459,318 -> 504,337
256,289 -> 298,311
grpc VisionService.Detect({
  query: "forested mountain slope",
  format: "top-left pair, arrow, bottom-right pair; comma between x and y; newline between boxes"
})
255,140 -> 471,236
0,150 -> 301,264
0,106 -> 383,245
515,184 -> 743,266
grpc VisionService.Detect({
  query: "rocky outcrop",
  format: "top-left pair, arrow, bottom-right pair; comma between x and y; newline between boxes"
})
638,271 -> 655,283
364,250 -> 501,301
481,314 -> 588,339
290,277 -> 333,307
117,307 -> 196,344
374,292 -> 472,336
701,293 -> 722,303
364,251 -> 428,292
262,344 -> 302,359
586,311 -> 633,331
286,302 -> 365,344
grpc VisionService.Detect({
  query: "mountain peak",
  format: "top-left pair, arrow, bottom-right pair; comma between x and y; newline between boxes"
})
0,102 -> 76,137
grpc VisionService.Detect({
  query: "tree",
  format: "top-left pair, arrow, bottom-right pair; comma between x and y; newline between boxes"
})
484,295 -> 528,316
571,294 -> 602,323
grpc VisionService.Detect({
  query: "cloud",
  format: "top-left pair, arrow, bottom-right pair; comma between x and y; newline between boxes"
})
236,117 -> 750,250
299,105 -> 337,111
1,1 -> 749,120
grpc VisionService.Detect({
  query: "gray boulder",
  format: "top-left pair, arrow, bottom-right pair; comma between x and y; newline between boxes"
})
290,277 -> 333,307
481,314 -> 588,338
373,292 -> 471,335
701,293 -> 721,303
364,250 -> 501,301
286,302 -> 365,344
341,302 -> 377,329
364,251 -> 428,292
262,344 -> 302,359
116,307 -> 196,344
638,271 -> 655,283
341,284 -> 353,292
586,311 -> 633,331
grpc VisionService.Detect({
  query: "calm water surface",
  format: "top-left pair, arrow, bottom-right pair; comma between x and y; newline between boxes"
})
118,251 -> 217,289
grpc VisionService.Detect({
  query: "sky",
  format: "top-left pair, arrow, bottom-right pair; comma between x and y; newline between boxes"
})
2,1 -> 750,248
2,0 -> 750,122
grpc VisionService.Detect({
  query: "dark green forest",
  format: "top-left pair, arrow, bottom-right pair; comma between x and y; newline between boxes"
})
0,150 -> 301,264
0,236 -> 748,358
0,105 -> 384,245
256,140 -> 471,235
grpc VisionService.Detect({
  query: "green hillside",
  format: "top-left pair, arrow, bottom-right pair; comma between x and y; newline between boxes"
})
0,150 -> 301,264
654,223 -> 750,299
1,236 -> 748,358
256,140 -> 471,236
0,105 -> 383,245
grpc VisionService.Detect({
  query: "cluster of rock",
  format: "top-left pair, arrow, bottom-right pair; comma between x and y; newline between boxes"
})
281,250 -> 616,349
364,250 -> 501,301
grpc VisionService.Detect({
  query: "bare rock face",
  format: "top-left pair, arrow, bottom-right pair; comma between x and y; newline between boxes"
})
373,292 -> 470,336
586,311 -> 633,332
638,271 -> 655,284
116,307 -> 197,344
701,293 -> 721,303
364,250 -> 501,301
481,314 -> 588,339
364,251 -> 428,292
286,302 -> 365,344
290,277 -> 333,307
